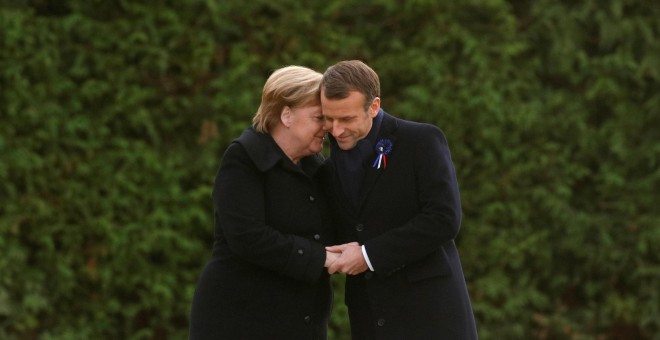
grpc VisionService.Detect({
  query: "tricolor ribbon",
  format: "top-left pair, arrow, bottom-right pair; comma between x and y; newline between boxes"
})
372,139 -> 393,169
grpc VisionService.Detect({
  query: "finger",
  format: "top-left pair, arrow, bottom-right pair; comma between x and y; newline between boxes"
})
325,245 -> 346,252
328,260 -> 341,274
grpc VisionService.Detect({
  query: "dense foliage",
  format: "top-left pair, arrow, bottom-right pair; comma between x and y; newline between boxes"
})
1,0 -> 658,339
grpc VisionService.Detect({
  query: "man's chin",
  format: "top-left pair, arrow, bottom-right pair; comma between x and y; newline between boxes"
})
338,142 -> 356,151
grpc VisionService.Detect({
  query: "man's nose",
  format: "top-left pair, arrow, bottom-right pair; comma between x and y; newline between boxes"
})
330,122 -> 344,137
324,120 -> 339,135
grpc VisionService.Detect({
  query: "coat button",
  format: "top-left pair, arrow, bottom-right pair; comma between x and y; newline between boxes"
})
355,223 -> 364,232
364,272 -> 373,279
303,315 -> 311,324
313,234 -> 321,241
377,318 -> 385,326
308,195 -> 315,202
297,249 -> 304,255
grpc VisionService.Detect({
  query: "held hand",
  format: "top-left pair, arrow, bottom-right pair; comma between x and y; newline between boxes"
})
325,241 -> 359,254
324,243 -> 351,273
326,243 -> 368,275
324,241 -> 356,273
324,251 -> 340,268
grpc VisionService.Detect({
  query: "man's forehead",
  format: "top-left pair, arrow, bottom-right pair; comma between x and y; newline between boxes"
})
322,109 -> 356,118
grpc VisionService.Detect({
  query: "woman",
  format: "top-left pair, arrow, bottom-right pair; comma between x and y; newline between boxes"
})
189,66 -> 337,339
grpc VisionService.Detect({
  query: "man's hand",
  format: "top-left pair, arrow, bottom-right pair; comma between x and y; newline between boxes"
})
325,242 -> 368,275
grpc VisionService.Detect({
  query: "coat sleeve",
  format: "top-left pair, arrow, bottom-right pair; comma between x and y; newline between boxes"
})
364,125 -> 462,274
212,143 -> 326,283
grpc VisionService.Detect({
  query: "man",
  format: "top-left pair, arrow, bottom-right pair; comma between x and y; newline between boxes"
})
322,60 -> 478,339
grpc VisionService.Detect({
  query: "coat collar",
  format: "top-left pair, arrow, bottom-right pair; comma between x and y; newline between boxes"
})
234,127 -> 324,176
376,110 -> 399,140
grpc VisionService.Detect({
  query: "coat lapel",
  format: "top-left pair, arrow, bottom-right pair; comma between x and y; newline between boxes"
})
357,112 -> 399,211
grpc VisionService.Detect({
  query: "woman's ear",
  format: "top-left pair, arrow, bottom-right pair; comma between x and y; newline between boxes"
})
281,106 -> 292,127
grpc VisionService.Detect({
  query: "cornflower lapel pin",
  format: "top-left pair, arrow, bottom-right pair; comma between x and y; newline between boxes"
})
372,139 -> 393,169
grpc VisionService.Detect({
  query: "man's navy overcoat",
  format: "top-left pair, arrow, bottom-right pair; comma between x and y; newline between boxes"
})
325,111 -> 478,339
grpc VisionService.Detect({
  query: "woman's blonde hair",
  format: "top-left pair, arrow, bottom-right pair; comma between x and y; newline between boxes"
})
252,66 -> 323,133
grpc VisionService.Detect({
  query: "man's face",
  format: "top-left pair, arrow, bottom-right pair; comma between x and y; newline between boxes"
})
321,90 -> 380,150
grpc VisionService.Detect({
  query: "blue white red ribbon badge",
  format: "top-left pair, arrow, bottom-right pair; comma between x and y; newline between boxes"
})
372,139 -> 393,169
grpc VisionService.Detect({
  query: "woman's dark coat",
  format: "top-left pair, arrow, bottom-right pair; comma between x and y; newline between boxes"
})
325,111 -> 478,339
190,128 -> 334,340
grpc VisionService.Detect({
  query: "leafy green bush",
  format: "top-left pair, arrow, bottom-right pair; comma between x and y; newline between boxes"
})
1,0 -> 658,339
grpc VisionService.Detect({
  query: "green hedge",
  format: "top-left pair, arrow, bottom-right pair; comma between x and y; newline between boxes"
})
1,0 -> 658,339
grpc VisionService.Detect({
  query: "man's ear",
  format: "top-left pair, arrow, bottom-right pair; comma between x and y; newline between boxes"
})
369,97 -> 381,117
281,106 -> 292,127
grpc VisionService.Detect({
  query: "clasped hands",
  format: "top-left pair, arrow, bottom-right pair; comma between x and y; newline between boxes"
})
324,242 -> 369,275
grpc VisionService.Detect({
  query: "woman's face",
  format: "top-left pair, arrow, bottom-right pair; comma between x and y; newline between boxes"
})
288,104 -> 326,156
